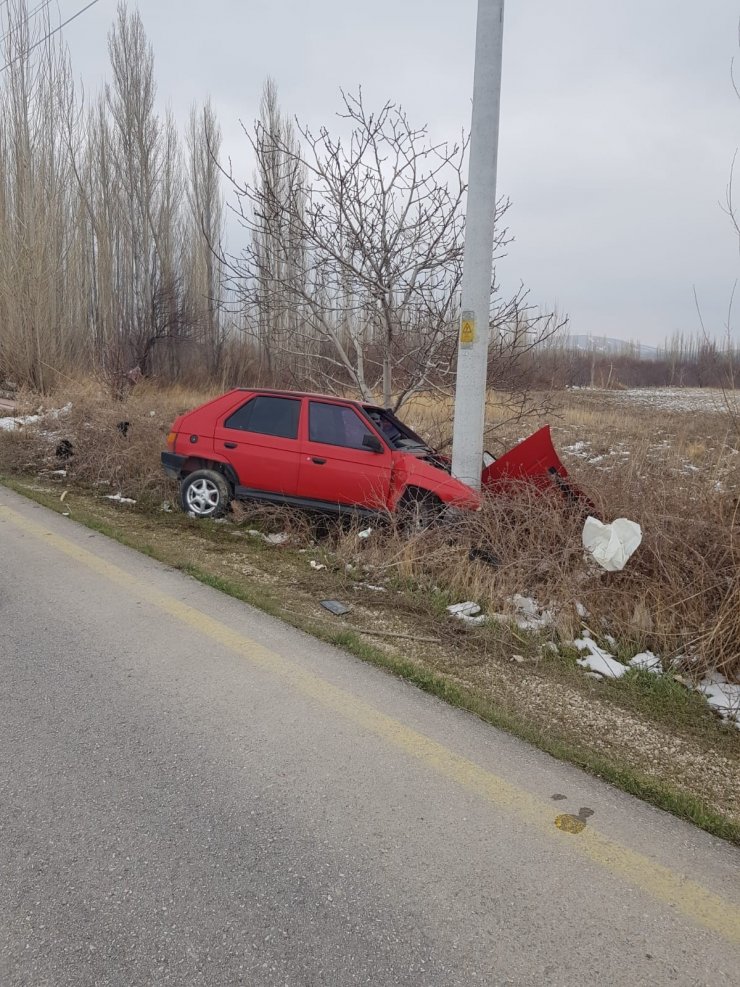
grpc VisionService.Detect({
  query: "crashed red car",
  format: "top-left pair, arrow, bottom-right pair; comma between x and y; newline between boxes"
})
161,388 -> 581,520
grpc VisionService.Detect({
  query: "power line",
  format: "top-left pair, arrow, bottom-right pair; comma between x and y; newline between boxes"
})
0,0 -> 103,72
1,1 -> 55,47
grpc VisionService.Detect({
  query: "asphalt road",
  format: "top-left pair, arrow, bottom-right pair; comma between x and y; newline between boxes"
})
1,485 -> 738,986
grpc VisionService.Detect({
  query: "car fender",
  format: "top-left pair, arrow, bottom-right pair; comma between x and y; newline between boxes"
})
179,452 -> 238,489
389,453 -> 481,511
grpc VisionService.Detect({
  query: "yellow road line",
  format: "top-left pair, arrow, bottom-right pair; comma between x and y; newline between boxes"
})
2,500 -> 739,945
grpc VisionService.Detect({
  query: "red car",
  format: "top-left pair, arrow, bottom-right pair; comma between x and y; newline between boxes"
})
161,388 -> 581,520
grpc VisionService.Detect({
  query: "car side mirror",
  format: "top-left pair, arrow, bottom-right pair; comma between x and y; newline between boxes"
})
362,434 -> 384,454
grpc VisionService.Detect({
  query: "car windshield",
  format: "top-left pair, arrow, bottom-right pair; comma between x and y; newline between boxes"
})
363,407 -> 430,451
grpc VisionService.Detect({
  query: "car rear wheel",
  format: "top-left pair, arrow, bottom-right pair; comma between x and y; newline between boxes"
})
180,469 -> 231,519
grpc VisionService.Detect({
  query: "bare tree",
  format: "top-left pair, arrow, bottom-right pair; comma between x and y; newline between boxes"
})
103,1 -> 187,379
224,88 -> 512,410
186,98 -> 225,377
0,1 -> 84,391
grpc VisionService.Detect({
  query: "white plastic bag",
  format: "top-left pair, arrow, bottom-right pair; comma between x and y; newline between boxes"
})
582,516 -> 642,572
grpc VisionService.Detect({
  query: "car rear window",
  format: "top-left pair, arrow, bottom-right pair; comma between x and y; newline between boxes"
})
225,396 -> 300,439
309,402 -> 376,449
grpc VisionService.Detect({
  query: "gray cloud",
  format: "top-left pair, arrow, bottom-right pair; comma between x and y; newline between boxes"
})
64,0 -> 740,344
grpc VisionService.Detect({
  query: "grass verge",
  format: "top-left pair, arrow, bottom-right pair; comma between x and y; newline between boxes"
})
3,473 -> 739,846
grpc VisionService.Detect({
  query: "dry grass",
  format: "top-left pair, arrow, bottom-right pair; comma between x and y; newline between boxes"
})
1,380 -> 738,682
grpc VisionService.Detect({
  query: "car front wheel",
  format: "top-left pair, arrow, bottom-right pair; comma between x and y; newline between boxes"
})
180,469 -> 231,519
398,490 -> 444,534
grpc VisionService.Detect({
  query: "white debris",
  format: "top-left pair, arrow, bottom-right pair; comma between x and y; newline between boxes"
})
0,412 -> 41,431
105,493 -> 136,505
447,601 -> 481,617
162,501 -> 172,512
353,582 -> 387,592
309,560 -> 327,571
51,469 -> 67,477
447,601 -> 487,626
629,651 -> 662,674
582,516 -> 642,572
509,594 -> 554,631
246,529 -> 289,545
575,601 -> 589,618
574,638 -> 628,678
358,527 -> 373,539
264,532 -> 289,545
455,613 -> 488,626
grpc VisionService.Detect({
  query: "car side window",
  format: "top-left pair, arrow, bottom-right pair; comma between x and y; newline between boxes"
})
309,402 -> 378,450
225,396 -> 300,439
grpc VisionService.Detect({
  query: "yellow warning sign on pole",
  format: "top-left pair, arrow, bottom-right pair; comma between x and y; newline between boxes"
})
460,310 -> 476,348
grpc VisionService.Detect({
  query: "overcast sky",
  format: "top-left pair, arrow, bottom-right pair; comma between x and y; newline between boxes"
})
61,0 -> 740,345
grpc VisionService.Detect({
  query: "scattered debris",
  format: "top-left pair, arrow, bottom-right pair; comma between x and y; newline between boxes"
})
353,582 -> 387,592
508,594 -> 554,631
358,527 -> 373,539
320,599 -> 352,616
510,654 -> 526,664
162,501 -> 172,513
469,546 -> 500,567
246,529 -> 290,546
60,490 -> 68,502
582,515 -> 642,572
50,469 -> 67,477
0,412 -> 41,431
56,439 -> 74,460
575,601 -> 589,618
446,601 -> 487,626
310,560 -> 327,571
116,421 -> 131,438
447,601 -> 481,617
358,628 -> 440,643
105,493 -> 137,505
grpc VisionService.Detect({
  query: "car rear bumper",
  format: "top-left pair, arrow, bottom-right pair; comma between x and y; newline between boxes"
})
161,451 -> 187,479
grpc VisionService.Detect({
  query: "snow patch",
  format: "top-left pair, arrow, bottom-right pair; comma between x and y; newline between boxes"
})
629,651 -> 662,674
574,638 -> 628,678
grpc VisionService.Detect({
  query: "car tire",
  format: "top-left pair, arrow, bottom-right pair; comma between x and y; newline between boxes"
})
180,469 -> 231,519
398,490 -> 443,534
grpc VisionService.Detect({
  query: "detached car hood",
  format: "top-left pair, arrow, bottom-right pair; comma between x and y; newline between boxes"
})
481,425 -> 592,508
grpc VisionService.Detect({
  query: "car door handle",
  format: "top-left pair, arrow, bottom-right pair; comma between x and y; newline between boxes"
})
224,442 -> 237,449
311,457 -> 327,465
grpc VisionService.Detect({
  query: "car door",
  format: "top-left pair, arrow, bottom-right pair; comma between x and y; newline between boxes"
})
298,400 -> 392,509
213,394 -> 302,496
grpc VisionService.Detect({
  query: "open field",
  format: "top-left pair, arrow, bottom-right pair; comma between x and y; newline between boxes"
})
1,382 -> 738,838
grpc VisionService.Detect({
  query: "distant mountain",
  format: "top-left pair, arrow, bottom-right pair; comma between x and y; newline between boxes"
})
562,334 -> 659,361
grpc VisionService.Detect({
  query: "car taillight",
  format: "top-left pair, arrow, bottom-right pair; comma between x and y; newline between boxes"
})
166,431 -> 177,450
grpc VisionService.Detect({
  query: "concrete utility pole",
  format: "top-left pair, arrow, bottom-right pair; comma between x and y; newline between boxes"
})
451,0 -> 506,488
